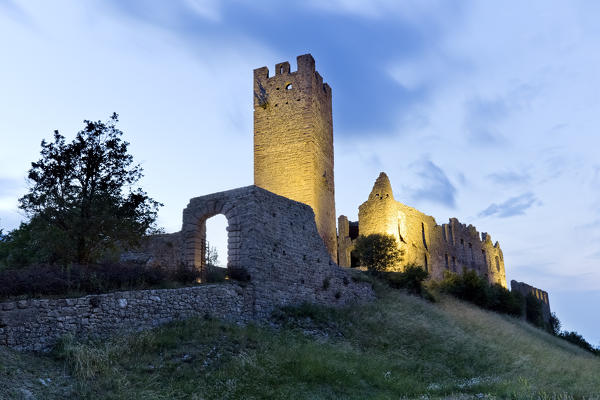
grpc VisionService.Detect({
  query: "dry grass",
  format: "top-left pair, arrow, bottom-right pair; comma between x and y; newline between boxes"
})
1,282 -> 599,399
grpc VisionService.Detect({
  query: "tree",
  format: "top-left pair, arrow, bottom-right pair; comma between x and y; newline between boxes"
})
15,113 -> 161,265
353,233 -> 403,273
206,244 -> 220,267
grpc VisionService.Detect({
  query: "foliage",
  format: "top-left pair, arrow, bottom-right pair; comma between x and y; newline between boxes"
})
6,113 -> 161,265
525,293 -> 545,328
547,312 -> 599,355
380,264 -> 429,297
0,263 -> 200,300
548,312 -> 561,336
5,287 -> 600,398
353,233 -> 403,273
0,219 -> 58,268
558,331 -> 600,355
206,244 -> 219,267
439,269 -> 524,317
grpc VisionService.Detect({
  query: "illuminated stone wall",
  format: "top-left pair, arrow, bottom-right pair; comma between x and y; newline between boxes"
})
1,186 -> 373,352
339,172 -> 508,288
253,54 -> 337,260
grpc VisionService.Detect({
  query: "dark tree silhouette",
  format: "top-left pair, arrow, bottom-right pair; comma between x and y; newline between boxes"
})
354,233 -> 403,273
16,113 -> 161,264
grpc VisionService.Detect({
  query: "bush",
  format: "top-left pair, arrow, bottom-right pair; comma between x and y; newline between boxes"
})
0,262 -> 201,300
381,264 -> 429,296
439,269 -> 524,317
525,293 -> 545,328
548,312 -> 561,336
353,233 -> 403,273
559,331 -> 600,355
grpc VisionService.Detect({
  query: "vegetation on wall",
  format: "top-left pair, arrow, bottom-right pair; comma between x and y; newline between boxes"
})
3,284 -> 600,399
438,269 -> 599,356
0,263 -> 200,301
0,113 -> 161,267
438,270 -> 523,317
353,233 -> 403,273
379,264 -> 430,299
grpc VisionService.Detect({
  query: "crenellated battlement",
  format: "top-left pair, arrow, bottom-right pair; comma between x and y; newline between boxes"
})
340,172 -> 508,287
253,54 -> 331,110
253,54 -> 337,260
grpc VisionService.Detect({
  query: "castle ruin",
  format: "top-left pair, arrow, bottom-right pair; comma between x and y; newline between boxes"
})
0,53 -> 555,351
253,54 -> 337,260
338,172 -> 508,287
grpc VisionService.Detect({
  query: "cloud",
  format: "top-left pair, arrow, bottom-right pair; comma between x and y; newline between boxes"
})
463,96 -> 509,145
305,0 -> 459,21
406,159 -> 457,208
463,83 -> 540,146
478,192 -> 539,218
0,0 -> 31,25
487,170 -> 530,186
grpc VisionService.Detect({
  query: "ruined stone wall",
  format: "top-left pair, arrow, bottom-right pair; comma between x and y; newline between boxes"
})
1,186 -> 372,352
253,54 -> 337,261
340,172 -> 508,287
511,280 -> 551,323
119,232 -> 183,271
182,186 -> 372,318
0,284 -> 248,351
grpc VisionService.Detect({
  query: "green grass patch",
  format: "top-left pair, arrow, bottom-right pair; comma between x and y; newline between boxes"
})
2,286 -> 600,399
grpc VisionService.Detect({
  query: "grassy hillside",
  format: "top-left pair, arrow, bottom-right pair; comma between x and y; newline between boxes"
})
2,280 -> 599,399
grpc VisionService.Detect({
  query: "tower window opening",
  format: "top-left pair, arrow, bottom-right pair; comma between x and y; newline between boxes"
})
285,83 -> 292,90
445,254 -> 449,269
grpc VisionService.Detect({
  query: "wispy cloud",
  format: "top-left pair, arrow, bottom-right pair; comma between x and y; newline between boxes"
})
463,96 -> 509,145
407,159 -> 457,208
478,192 -> 539,218
0,0 -> 31,25
487,170 -> 530,186
305,0 -> 459,20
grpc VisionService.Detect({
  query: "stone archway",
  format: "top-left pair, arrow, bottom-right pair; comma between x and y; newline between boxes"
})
181,199 -> 242,275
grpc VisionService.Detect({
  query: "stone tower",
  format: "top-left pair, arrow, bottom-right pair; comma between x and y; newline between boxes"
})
253,54 -> 337,260
358,172 -> 400,241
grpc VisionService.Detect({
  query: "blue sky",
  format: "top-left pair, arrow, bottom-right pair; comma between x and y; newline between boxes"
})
1,0 -> 599,344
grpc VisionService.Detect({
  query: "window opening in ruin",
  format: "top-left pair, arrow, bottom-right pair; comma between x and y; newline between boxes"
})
205,214 -> 229,281
495,256 -> 500,272
445,254 -> 449,269
482,250 -> 487,269
285,83 -> 292,90
421,223 -> 428,249
469,243 -> 473,262
424,255 -> 428,272
280,66 -> 284,74
350,250 -> 360,268
452,256 -> 456,271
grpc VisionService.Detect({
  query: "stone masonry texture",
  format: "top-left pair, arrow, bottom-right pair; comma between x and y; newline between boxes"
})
511,280 -> 552,324
339,172 -> 508,288
253,54 -> 337,261
0,186 -> 373,351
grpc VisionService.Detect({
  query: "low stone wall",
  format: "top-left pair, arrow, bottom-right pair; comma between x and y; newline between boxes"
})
0,185 -> 374,352
0,283 -> 250,351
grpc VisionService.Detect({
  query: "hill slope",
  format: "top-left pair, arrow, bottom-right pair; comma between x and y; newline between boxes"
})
1,282 -> 599,399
